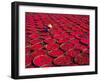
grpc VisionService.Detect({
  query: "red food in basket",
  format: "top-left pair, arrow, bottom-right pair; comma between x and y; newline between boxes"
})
67,50 -> 80,58
53,55 -> 72,66
31,43 -> 43,50
41,63 -> 54,67
74,43 -> 81,50
48,49 -> 64,57
46,43 -> 59,50
82,56 -> 89,65
52,30 -> 60,35
82,48 -> 89,55
74,54 -> 89,65
57,38 -> 68,44
68,35 -> 75,40
61,32 -> 69,39
25,47 -> 30,54
71,32 -> 84,39
80,45 -> 88,53
53,34 -> 63,40
44,38 -> 55,44
70,39 -> 79,45
31,49 -> 46,58
29,33 -> 39,39
61,43 -> 74,51
33,55 -> 52,67
80,38 -> 89,45
54,32 -> 69,40
30,39 -> 41,45
25,55 -> 31,67
74,54 -> 82,64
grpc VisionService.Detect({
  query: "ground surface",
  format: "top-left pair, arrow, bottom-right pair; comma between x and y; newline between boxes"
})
25,12 -> 89,68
